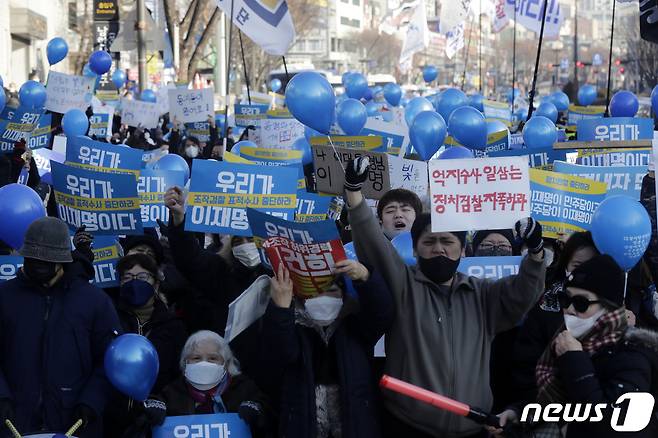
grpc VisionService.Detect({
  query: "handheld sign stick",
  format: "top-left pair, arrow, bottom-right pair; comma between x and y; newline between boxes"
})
65,419 -> 83,436
3,419 -> 21,438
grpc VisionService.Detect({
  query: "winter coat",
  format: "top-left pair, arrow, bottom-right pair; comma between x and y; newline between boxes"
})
0,267 -> 122,437
258,270 -> 394,438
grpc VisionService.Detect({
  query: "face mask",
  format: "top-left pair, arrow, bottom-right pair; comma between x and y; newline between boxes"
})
418,255 -> 460,284
564,308 -> 606,339
120,279 -> 155,307
232,243 -> 261,267
474,247 -> 513,257
23,259 -> 59,285
185,361 -> 227,391
304,295 -> 343,326
185,145 -> 199,158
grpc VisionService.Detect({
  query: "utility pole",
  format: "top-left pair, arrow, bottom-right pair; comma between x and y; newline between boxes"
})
214,12 -> 227,96
573,0 -> 578,91
136,0 -> 147,91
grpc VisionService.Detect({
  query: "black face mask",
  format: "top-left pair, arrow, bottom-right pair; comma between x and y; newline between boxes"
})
474,247 -> 513,257
418,255 -> 460,284
23,259 -> 59,285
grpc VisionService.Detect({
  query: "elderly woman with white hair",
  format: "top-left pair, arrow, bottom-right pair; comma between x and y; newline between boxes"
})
157,330 -> 272,436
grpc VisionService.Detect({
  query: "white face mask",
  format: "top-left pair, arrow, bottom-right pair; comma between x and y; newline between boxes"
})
232,242 -> 260,267
564,308 -> 606,339
304,295 -> 343,326
185,145 -> 199,158
184,361 -> 227,390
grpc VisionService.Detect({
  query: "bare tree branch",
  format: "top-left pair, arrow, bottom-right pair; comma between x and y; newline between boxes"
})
162,0 -> 177,57
180,0 -> 198,27
188,7 -> 221,81
185,0 -> 203,46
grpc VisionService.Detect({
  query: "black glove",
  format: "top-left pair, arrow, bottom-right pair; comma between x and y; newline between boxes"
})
73,403 -> 97,430
344,156 -> 370,192
515,217 -> 543,255
238,401 -> 265,429
0,398 -> 14,424
73,225 -> 94,262
142,399 -> 167,426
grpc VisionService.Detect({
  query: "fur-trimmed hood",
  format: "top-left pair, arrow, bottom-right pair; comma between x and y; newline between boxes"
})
624,327 -> 658,353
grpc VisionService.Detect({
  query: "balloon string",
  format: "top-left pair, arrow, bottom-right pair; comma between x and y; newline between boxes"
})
4,420 -> 21,438
623,271 -> 629,302
66,419 -> 83,436
327,135 -> 346,174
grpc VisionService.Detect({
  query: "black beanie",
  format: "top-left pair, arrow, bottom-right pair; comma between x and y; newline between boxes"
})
122,233 -> 164,265
564,254 -> 625,308
472,229 -> 517,253
410,213 -> 466,249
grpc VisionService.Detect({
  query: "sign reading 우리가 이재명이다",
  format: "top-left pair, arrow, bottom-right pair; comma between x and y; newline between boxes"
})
234,103 -> 270,128
576,148 -> 651,167
167,88 -> 214,124
577,117 -> 654,141
51,161 -> 143,235
0,256 -> 23,282
27,114 -> 52,150
88,113 -> 112,140
120,98 -> 161,129
138,169 -> 186,228
152,413 -> 251,438
90,236 -> 121,288
45,71 -> 95,114
295,191 -> 334,223
184,160 -> 298,236
553,161 -> 645,200
457,256 -> 523,279
429,157 -> 530,232
0,107 -> 44,151
247,208 -> 347,299
65,135 -> 143,176
529,168 -> 607,239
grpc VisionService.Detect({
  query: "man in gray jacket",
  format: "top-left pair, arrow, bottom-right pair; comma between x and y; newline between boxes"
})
344,157 -> 546,438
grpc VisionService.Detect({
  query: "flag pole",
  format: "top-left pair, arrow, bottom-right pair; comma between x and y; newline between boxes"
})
222,0 -> 236,140
526,0 -> 550,121
511,1 -> 517,124
282,56 -> 291,84
462,17 -> 474,90
604,0 -> 617,117
478,0 -> 483,94
238,31 -> 252,105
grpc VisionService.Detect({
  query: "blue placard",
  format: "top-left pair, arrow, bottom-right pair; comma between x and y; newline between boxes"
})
51,161 -> 143,235
185,160 -> 298,236
27,114 -> 52,150
553,161 -> 645,199
510,133 -> 525,148
152,413 -> 252,438
360,125 -> 406,155
0,105 -> 16,121
234,103 -> 269,127
90,236 -> 121,288
0,256 -> 24,281
577,117 -> 653,141
138,169 -> 186,227
458,256 -> 522,279
295,191 -> 334,222
0,107 -> 44,153
576,148 -> 651,167
32,148 -> 65,185
89,113 -> 111,139
185,121 -> 211,143
65,136 -> 143,175
487,145 -> 573,168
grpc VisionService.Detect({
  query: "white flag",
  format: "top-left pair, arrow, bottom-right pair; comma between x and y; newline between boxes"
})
399,0 -> 430,66
380,0 -> 420,35
439,0 -> 473,33
492,0 -> 564,38
445,23 -> 465,59
215,0 -> 296,56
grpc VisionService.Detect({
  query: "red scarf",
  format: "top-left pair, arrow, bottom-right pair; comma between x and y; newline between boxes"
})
185,375 -> 231,414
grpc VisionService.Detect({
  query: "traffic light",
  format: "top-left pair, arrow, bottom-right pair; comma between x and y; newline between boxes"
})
576,61 -> 584,68
619,67 -> 625,74
615,59 -> 621,66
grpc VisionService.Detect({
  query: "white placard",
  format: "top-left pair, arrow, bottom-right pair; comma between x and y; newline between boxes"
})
258,118 -> 305,149
52,135 -> 67,156
120,98 -> 161,129
429,156 -> 530,232
167,88 -> 214,124
45,71 -> 95,114
388,156 -> 429,195
224,275 -> 272,342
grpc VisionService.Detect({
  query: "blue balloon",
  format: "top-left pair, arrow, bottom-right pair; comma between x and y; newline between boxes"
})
112,69 -> 127,89
104,334 -> 159,402
344,242 -> 358,261
610,90 -> 639,118
551,91 -> 570,112
365,101 -> 381,117
591,196 -> 651,271
515,106 -> 529,122
0,184 -> 46,249
578,85 -> 597,106
487,120 -> 508,135
438,146 -> 474,160
522,116 -> 557,149
371,86 -> 383,98
89,50 -> 113,75
436,88 -> 469,123
82,63 -> 96,79
469,93 -> 484,112
423,65 -> 438,83
383,83 -> 402,107
534,102 -> 558,123
337,98 -> 367,135
362,88 -> 374,102
286,72 -> 335,134
304,125 -> 321,142
400,97 -> 409,108
0,89 -> 5,114
153,154 -> 190,183
507,88 -> 520,104
46,37 -> 68,65
141,89 -> 157,103
270,78 -> 282,92
18,80 -> 47,109
345,73 -> 368,100
404,97 -> 434,127
409,111 -> 447,161
341,71 -> 355,86
292,137 -> 313,166
391,231 -> 416,266
62,109 -> 89,137
448,106 -> 487,149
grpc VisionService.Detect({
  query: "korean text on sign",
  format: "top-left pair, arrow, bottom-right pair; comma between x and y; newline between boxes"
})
310,135 -> 386,153
66,135 -> 143,176
429,157 -> 530,232
248,209 -> 347,298
458,256 -> 522,279
138,169 -> 186,227
257,118 -> 305,149
0,107 -> 44,149
90,236 -> 121,288
152,413 -> 252,438
184,160 -> 298,236
121,98 -> 161,129
576,148 -> 651,167
51,161 -> 143,235
168,88 -> 214,124
553,161 -> 645,200
45,71 -> 95,114
0,256 -> 23,282
577,117 -> 654,142
295,192 -> 334,223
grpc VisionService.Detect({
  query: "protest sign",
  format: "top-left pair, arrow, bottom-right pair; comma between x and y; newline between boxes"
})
483,99 -> 512,124
234,103 -> 269,127
576,148 -> 651,167
577,117 -> 653,141
66,136 -> 143,176
152,413 -> 251,438
90,236 -> 121,288
487,145 -> 574,169
0,107 -> 43,151
257,117 -> 305,149
529,168 -> 607,239
27,114 -> 52,150
51,161 -> 143,235
32,148 -> 65,185
141,149 -> 168,168
566,105 -> 605,131
167,88 -> 214,124
224,275 -> 271,342
138,169 -> 186,227
0,256 -> 23,282
510,133 -> 524,148
53,135 -> 67,156
184,121 -> 211,143
185,160 -> 297,236
553,161 -> 645,199
362,117 -> 411,156
388,156 -> 429,195
120,98 -> 160,129
0,105 -> 16,121
248,209 -> 347,298
238,146 -> 306,190
429,157 -> 530,232
296,191 -> 334,222
457,256 -> 523,279
312,145 -> 391,200
223,151 -> 254,164
89,113 -> 112,140
310,135 -> 386,153
45,71 -> 95,114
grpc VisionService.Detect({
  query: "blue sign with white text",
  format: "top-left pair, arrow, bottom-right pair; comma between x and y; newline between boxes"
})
138,169 -> 186,227
487,145 -> 574,169
66,136 -> 143,175
152,413 -> 251,438
295,191 -> 334,222
458,256 -> 522,279
553,161 -> 645,199
577,117 -> 653,141
90,236 -> 121,288
0,256 -> 24,282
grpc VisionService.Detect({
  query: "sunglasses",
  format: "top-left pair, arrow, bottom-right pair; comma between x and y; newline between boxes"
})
558,289 -> 601,313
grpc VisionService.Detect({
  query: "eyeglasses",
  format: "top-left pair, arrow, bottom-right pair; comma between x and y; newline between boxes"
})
478,243 -> 512,252
120,272 -> 154,284
558,289 -> 601,313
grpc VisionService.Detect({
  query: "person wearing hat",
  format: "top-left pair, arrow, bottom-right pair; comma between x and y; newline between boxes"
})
344,157 -> 547,438
491,254 -> 658,437
0,217 -> 122,437
471,229 -> 518,257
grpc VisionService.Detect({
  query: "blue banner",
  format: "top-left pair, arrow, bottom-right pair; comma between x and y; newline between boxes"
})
510,133 -> 525,149
89,113 -> 111,139
138,169 -> 186,227
458,256 -> 522,279
66,136 -> 143,175
0,105 -> 16,121
51,161 -> 143,235
487,145 -> 574,169
577,117 -> 653,141
361,121 -> 407,155
239,146 -> 306,190
0,256 -> 23,282
185,160 -> 298,236
0,107 -> 44,153
152,413 -> 251,438
90,236 -> 121,288
576,148 -> 651,167
27,114 -> 52,150
31,148 -> 65,185
141,149 -> 169,168
553,161 -> 645,199
296,191 -> 334,222
234,103 -> 269,127
566,104 -> 605,130
185,121 -> 211,143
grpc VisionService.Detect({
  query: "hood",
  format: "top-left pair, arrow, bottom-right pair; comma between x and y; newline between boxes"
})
624,327 -> 658,353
